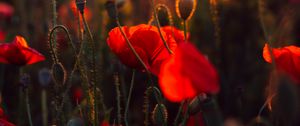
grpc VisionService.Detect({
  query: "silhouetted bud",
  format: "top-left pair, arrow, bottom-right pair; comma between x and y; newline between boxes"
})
188,93 -> 209,115
76,0 -> 86,14
151,104 -> 168,125
51,62 -> 67,85
39,68 -> 51,87
67,117 -> 84,126
176,0 -> 197,21
20,73 -> 30,89
105,0 -> 125,19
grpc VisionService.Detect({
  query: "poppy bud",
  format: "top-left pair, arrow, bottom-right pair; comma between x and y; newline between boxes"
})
175,0 -> 197,21
20,73 -> 30,89
151,104 -> 168,125
51,62 -> 67,85
38,68 -> 51,87
105,0 -> 117,19
188,93 -> 208,115
75,0 -> 86,14
67,117 -> 84,126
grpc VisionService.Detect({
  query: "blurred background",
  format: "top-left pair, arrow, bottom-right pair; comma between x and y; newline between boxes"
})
0,0 -> 300,125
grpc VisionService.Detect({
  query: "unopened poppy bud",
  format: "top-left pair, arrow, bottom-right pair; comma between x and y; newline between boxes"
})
176,0 -> 197,21
39,68 -> 51,87
105,0 -> 125,19
20,73 -> 30,89
75,0 -> 86,14
51,62 -> 67,85
151,104 -> 168,125
188,93 -> 208,115
67,117 -> 84,126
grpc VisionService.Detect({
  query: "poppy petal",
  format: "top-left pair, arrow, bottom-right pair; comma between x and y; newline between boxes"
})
0,36 -> 45,65
263,43 -> 300,83
159,42 -> 219,102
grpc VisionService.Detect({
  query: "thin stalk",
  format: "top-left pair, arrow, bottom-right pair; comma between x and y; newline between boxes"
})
25,89 -> 33,126
181,103 -> 190,126
183,20 -> 187,42
124,70 -> 136,126
52,0 -> 57,50
115,74 -> 122,125
257,93 -> 276,119
174,101 -> 185,126
150,0 -> 173,54
41,89 -> 48,126
81,13 -> 103,126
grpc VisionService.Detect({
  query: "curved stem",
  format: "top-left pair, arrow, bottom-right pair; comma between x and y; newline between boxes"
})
49,25 -> 77,64
257,93 -> 276,118
124,70 -> 135,126
150,0 -> 173,54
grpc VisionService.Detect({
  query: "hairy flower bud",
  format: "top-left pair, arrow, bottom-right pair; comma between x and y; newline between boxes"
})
151,104 -> 168,125
176,0 -> 197,21
20,73 -> 30,89
75,0 -> 86,14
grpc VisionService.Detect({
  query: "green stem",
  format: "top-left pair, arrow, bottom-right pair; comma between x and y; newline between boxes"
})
124,70 -> 135,126
174,101 -> 185,126
25,88 -> 33,126
150,0 -> 173,54
41,89 -> 48,126
183,20 -> 187,42
181,103 -> 190,126
115,73 -> 122,125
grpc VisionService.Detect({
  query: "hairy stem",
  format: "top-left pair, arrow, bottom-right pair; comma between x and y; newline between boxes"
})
25,88 -> 33,126
124,70 -> 136,126
150,0 -> 173,54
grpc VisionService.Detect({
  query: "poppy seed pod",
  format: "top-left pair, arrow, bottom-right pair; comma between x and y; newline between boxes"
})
67,117 -> 84,126
51,62 -> 67,85
75,0 -> 86,14
176,0 -> 197,21
20,73 -> 30,89
151,104 -> 168,125
39,68 -> 51,87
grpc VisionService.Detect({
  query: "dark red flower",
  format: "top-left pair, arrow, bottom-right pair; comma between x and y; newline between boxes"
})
159,42 -> 219,102
186,114 -> 205,126
100,120 -> 110,126
263,43 -> 300,83
107,24 -> 177,75
0,30 -> 6,42
0,36 -> 45,66
0,108 -> 15,126
72,87 -> 83,102
0,2 -> 14,19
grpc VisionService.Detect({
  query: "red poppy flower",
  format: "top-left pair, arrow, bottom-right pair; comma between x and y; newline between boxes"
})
0,2 -> 13,18
263,43 -> 300,83
161,26 -> 190,43
0,30 -> 6,42
186,114 -> 205,126
107,24 -> 177,75
0,36 -> 45,66
72,87 -> 83,102
159,42 -> 219,102
100,120 -> 109,126
0,108 -> 15,126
